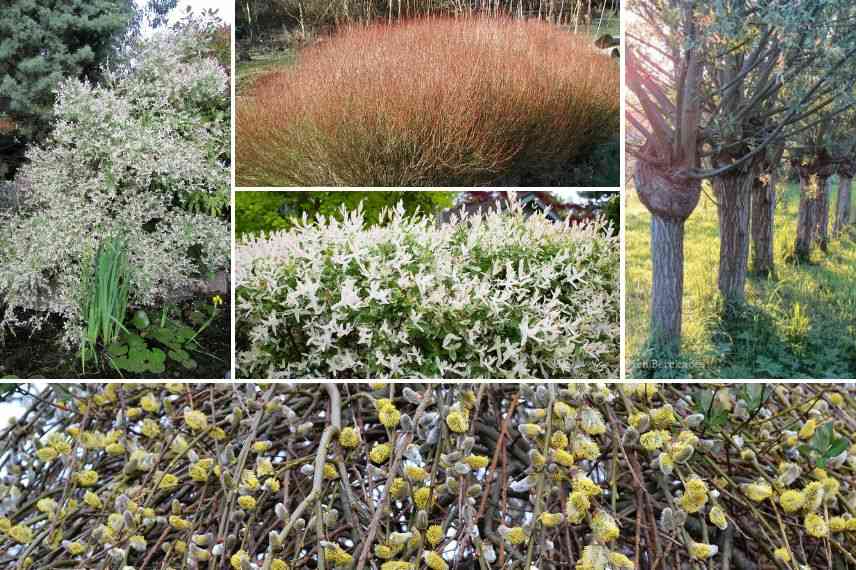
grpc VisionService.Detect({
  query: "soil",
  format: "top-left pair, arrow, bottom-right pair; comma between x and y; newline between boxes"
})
0,296 -> 231,380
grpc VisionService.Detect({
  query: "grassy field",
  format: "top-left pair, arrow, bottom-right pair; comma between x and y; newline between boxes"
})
236,51 -> 294,94
626,179 -> 856,379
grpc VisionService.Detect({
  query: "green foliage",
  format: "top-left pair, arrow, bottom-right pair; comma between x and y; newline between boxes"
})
0,0 -> 135,137
799,422 -> 850,468
693,389 -> 730,432
603,193 -> 619,234
235,191 -> 457,238
737,383 -> 769,416
106,307 -> 207,375
0,383 -> 18,399
569,139 -> 620,187
80,237 -> 131,370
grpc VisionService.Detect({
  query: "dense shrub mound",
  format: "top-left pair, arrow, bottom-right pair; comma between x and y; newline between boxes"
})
235,198 -> 619,378
236,18 -> 619,186
0,25 -> 231,349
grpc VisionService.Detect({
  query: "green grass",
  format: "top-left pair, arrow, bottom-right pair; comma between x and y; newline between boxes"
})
236,51 -> 295,95
574,12 -> 619,38
626,179 -> 856,379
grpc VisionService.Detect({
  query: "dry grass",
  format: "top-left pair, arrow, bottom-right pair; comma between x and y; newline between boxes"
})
236,17 -> 619,186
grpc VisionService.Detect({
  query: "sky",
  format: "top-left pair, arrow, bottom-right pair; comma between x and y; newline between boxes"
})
135,0 -> 234,25
0,384 -> 43,427
174,0 -> 234,23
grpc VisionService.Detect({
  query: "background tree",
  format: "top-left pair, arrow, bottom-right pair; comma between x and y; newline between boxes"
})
236,0 -> 618,49
0,1 -> 135,139
132,0 -> 180,32
235,191 -> 456,237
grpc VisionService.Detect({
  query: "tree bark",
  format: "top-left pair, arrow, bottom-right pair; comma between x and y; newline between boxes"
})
649,214 -> 685,353
750,170 -> 777,276
795,171 -> 822,261
714,171 -> 753,304
815,177 -> 831,252
634,160 -> 701,354
834,175 -> 852,237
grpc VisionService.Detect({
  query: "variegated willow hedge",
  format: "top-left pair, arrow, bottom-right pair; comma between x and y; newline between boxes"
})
0,383 -> 855,570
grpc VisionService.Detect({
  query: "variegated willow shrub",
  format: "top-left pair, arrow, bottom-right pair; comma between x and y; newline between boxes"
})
235,198 -> 620,379
0,20 -> 230,349
2,383 -> 856,570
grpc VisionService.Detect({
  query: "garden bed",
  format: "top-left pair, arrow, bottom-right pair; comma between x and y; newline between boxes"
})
0,295 -> 231,379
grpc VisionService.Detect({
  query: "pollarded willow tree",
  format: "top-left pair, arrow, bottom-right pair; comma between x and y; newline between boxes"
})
806,87 -> 856,248
787,25 -> 856,260
627,0 -> 856,354
832,123 -> 856,238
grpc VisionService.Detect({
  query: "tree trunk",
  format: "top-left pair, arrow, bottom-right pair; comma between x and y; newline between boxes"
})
815,177 -> 831,252
649,214 -> 686,353
795,172 -> 822,261
834,175 -> 852,237
751,170 -> 777,276
634,161 -> 701,354
714,171 -> 753,304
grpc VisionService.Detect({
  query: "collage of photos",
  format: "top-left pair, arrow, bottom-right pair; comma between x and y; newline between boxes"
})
0,0 -> 853,384
0,0 -> 854,567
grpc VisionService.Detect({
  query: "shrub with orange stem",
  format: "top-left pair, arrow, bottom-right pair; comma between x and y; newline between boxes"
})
237,17 -> 619,186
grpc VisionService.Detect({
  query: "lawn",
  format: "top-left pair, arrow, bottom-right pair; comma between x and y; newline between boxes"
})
236,50 -> 295,94
573,12 -> 619,38
626,179 -> 856,378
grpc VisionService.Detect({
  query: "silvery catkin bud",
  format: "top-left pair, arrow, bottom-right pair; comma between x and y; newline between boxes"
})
275,503 -> 288,521
416,510 -> 429,529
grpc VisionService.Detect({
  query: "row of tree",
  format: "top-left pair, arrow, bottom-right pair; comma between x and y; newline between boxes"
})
237,0 -> 618,47
627,0 -> 856,355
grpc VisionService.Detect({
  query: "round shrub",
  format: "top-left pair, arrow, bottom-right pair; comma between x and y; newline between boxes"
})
235,197 -> 619,378
236,17 -> 619,186
2,383 -> 855,570
0,25 -> 230,348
